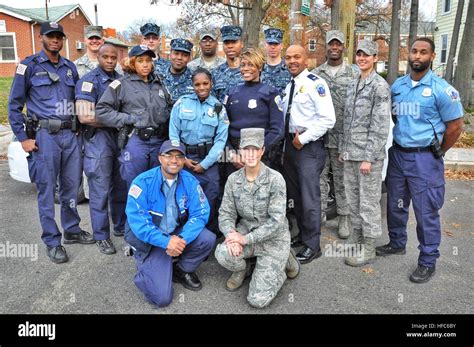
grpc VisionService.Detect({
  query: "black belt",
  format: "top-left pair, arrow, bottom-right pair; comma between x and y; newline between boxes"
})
394,141 -> 431,153
185,142 -> 213,158
134,126 -> 165,140
39,119 -> 72,129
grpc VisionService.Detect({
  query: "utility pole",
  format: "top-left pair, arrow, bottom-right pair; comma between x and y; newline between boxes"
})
338,0 -> 356,64
94,3 -> 99,25
45,0 -> 49,21
290,0 -> 304,44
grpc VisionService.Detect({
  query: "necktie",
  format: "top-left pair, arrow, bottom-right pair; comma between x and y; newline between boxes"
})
285,79 -> 296,136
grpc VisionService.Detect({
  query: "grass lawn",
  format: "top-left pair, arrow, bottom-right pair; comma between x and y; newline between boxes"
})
0,77 -> 13,125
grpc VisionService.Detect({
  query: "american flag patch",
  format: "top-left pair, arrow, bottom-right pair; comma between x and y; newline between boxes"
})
129,184 -> 142,199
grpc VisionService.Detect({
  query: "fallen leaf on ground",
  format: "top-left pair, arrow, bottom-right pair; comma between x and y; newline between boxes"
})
362,267 -> 374,274
445,169 -> 474,180
443,230 -> 454,237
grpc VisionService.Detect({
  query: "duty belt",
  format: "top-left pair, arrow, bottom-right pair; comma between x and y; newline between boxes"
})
185,141 -> 213,158
134,126 -> 166,141
393,141 -> 431,153
38,119 -> 72,133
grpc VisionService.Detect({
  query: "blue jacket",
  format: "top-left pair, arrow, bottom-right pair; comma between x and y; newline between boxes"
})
125,167 -> 210,260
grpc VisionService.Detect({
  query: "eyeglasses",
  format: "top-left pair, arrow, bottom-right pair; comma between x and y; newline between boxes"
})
201,38 -> 215,43
161,153 -> 185,160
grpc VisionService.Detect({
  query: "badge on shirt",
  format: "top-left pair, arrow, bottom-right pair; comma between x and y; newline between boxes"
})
316,84 -> 326,97
299,86 -> 306,93
67,69 -> 73,79
129,184 -> 142,199
158,90 -> 165,98
248,99 -> 257,109
421,88 -> 432,97
16,64 -> 27,76
223,95 -> 229,105
445,86 -> 460,102
109,80 -> 121,89
81,81 -> 94,93
207,108 -> 214,117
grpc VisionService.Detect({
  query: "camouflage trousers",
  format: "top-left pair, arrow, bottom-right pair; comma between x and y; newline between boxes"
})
320,148 -> 350,215
343,160 -> 384,238
215,238 -> 290,308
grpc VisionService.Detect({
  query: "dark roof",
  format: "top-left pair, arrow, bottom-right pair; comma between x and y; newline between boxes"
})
356,20 -> 435,36
0,4 -> 87,23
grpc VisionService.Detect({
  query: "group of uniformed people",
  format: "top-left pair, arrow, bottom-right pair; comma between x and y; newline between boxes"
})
8,18 -> 464,309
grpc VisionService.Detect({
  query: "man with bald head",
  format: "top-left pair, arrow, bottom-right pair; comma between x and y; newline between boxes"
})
282,45 -> 336,264
75,43 -> 128,255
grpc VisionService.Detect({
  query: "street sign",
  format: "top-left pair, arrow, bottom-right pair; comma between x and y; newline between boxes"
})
301,0 -> 311,16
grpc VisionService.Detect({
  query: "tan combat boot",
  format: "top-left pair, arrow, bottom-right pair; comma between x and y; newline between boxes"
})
337,215 -> 351,239
344,237 -> 376,267
286,249 -> 300,279
225,262 -> 250,291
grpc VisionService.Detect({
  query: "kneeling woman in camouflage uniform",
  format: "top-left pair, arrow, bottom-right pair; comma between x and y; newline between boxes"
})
215,128 -> 299,308
338,40 -> 391,266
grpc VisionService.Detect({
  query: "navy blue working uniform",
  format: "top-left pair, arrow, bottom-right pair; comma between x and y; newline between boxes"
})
8,50 -> 82,249
169,93 -> 229,225
387,70 -> 464,268
125,156 -> 215,307
95,47 -> 172,188
261,61 -> 291,96
75,67 -> 127,240
224,81 -> 284,175
212,63 -> 243,103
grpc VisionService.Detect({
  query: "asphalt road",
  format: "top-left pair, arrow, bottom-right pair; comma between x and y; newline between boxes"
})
0,160 -> 473,314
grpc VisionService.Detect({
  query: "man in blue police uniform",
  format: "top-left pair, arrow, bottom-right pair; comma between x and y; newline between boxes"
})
261,28 -> 291,96
212,25 -> 244,102
282,45 -> 336,264
158,38 -> 194,103
8,22 -> 93,264
125,140 -> 216,307
140,23 -> 170,76
377,38 -> 464,283
75,44 -> 127,255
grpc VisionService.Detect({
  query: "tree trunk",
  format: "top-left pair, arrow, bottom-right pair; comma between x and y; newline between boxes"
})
331,0 -> 340,30
406,0 -> 418,74
444,0 -> 465,84
242,0 -> 266,48
453,0 -> 473,108
387,0 -> 401,85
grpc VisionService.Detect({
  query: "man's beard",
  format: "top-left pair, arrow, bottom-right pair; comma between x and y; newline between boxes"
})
409,59 -> 431,72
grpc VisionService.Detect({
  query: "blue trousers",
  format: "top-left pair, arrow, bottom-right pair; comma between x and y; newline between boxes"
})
83,129 -> 127,240
27,128 -> 82,248
283,137 -> 326,251
133,227 -> 216,307
386,146 -> 445,268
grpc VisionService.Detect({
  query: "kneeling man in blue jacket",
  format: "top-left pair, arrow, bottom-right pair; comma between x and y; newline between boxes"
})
125,140 -> 216,307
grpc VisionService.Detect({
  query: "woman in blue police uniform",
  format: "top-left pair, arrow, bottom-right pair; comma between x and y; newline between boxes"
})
169,67 -> 229,231
224,48 -> 284,177
96,45 -> 172,188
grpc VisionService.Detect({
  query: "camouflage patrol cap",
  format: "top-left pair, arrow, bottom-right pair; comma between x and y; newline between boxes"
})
200,29 -> 218,41
326,30 -> 345,44
357,40 -> 378,55
170,38 -> 193,54
264,28 -> 283,44
140,23 -> 160,37
240,128 -> 265,149
84,25 -> 103,39
220,25 -> 243,41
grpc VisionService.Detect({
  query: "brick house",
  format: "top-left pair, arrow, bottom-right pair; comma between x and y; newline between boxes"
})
0,4 -> 94,76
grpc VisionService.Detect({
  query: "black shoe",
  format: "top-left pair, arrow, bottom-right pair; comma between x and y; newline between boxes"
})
63,230 -> 95,244
376,243 -> 406,256
113,229 -> 125,237
291,237 -> 304,248
409,265 -> 436,284
172,264 -> 202,291
96,238 -> 116,255
296,246 -> 322,264
47,245 -> 68,264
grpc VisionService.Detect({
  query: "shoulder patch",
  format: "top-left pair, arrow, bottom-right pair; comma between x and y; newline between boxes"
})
16,64 -> 27,76
307,73 -> 319,81
197,184 -> 206,204
129,184 -> 142,199
316,84 -> 326,97
109,80 -> 121,89
81,81 -> 94,93
274,95 -> 283,111
445,86 -> 460,102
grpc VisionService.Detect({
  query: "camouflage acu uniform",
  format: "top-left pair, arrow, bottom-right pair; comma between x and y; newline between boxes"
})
215,163 -> 290,308
212,62 -> 244,102
188,56 -> 226,73
74,54 -> 99,79
261,60 -> 291,96
311,62 -> 358,215
158,67 -> 194,103
339,70 -> 391,238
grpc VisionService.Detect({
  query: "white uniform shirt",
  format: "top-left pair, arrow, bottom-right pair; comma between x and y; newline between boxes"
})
282,69 -> 336,145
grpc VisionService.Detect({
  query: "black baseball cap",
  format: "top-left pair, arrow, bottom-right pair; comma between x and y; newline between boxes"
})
40,22 -> 65,37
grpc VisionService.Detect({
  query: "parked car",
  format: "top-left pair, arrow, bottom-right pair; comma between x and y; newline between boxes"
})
7,135 -> 89,203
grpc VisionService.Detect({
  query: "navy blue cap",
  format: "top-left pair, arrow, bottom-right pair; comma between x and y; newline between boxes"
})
220,25 -> 242,41
128,45 -> 156,58
264,28 -> 283,44
40,22 -> 65,36
170,38 -> 193,54
140,23 -> 160,37
160,140 -> 186,156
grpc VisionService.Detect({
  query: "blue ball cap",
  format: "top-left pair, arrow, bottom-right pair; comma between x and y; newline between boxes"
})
170,38 -> 193,54
140,23 -> 160,37
40,22 -> 65,37
220,25 -> 242,41
264,28 -> 283,44
160,140 -> 186,156
128,45 -> 156,58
